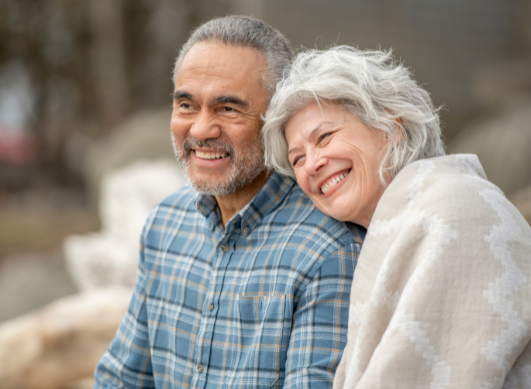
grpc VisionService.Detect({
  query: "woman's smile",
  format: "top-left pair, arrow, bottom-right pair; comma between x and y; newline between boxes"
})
319,169 -> 350,195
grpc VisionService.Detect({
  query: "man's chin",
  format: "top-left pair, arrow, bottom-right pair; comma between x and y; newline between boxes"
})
185,169 -> 237,196
186,167 -> 266,197
177,146 -> 267,196
189,180 -> 227,196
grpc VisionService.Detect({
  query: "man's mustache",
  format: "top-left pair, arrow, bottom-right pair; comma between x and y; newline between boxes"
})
181,137 -> 235,158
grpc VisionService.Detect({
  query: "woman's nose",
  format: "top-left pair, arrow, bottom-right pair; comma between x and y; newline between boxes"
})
305,149 -> 327,175
190,111 -> 221,141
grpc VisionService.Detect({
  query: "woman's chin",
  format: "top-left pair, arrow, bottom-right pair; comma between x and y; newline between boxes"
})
314,200 -> 356,224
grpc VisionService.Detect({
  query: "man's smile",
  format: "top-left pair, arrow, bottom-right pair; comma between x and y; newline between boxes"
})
194,150 -> 230,160
190,149 -> 232,168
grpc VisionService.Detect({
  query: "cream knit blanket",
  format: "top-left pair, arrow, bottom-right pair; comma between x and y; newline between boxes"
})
334,154 -> 531,389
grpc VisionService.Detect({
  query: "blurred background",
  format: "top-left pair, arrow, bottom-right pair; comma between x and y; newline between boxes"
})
0,0 -> 530,387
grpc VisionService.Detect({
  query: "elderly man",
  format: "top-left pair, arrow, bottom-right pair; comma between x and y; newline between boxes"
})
94,16 -> 365,389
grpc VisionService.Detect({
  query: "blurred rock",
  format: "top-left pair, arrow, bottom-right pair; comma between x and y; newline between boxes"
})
509,184 -> 531,225
64,159 -> 186,290
0,287 -> 131,389
449,99 -> 531,196
63,377 -> 95,389
0,251 -> 77,323
0,201 -> 99,258
85,107 -> 177,204
472,58 -> 531,108
0,159 -> 186,387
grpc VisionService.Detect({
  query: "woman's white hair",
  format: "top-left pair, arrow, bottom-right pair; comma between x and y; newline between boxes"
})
262,45 -> 445,185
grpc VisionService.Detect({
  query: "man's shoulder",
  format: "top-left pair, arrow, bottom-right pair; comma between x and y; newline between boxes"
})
145,185 -> 201,227
156,184 -> 198,212
141,185 -> 203,243
270,183 -> 365,250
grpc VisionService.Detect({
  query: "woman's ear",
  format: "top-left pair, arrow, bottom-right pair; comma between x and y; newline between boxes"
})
383,110 -> 403,147
387,117 -> 403,147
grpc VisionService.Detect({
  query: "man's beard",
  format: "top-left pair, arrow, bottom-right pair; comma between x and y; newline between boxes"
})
171,133 -> 266,196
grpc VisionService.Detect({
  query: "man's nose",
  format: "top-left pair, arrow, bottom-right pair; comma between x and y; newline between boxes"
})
189,110 -> 221,141
305,149 -> 327,175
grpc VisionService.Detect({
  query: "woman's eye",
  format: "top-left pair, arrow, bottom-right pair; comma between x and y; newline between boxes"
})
291,156 -> 304,167
318,132 -> 333,143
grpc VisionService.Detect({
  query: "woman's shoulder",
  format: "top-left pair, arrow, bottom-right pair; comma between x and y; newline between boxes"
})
372,154 -> 531,249
384,154 -> 502,213
396,154 -> 490,193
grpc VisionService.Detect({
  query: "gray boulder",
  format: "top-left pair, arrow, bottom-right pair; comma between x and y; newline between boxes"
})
85,108 -> 178,202
509,184 -> 531,225
64,160 -> 186,291
0,288 -> 131,389
449,99 -> 531,196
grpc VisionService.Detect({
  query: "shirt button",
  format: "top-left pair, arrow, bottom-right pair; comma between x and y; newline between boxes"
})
243,226 -> 250,234
197,365 -> 204,373
221,244 -> 229,252
207,303 -> 214,311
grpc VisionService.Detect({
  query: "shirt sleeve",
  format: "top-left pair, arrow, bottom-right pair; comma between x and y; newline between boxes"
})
282,243 -> 358,389
93,234 -> 155,388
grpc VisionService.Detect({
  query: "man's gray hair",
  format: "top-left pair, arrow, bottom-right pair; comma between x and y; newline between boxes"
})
173,15 -> 293,100
262,45 -> 445,186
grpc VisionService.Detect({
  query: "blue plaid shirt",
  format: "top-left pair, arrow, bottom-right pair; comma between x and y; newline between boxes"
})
94,172 -> 365,389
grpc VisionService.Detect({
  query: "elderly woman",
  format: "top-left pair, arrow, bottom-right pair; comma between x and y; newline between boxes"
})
262,46 -> 531,389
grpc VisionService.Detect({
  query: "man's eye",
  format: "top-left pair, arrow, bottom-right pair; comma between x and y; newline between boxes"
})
178,102 -> 192,109
222,106 -> 235,112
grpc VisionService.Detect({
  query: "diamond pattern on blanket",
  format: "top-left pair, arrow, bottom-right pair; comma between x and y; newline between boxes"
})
334,155 -> 531,389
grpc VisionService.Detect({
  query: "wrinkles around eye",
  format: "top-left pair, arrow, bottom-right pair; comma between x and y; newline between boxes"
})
317,131 -> 336,144
291,155 -> 305,167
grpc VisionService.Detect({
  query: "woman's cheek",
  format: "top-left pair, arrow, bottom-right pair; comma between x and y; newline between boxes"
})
295,171 -> 311,196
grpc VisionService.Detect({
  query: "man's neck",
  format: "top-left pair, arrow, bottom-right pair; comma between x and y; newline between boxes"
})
215,169 -> 272,227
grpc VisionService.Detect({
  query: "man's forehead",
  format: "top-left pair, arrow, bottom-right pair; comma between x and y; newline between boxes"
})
174,41 -> 268,104
175,41 -> 266,81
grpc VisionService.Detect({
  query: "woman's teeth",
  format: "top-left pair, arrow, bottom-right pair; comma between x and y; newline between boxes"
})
321,171 -> 348,194
195,150 -> 228,159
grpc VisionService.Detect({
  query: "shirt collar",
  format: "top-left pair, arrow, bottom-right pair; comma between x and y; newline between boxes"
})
195,171 -> 295,233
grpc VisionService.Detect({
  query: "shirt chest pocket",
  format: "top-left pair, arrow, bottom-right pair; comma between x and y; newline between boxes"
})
233,293 -> 292,388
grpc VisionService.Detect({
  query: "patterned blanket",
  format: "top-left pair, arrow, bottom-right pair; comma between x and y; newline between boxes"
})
334,154 -> 531,389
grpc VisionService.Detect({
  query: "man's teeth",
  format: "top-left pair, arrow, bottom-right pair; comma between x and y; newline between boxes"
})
321,172 -> 348,194
195,150 -> 228,160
